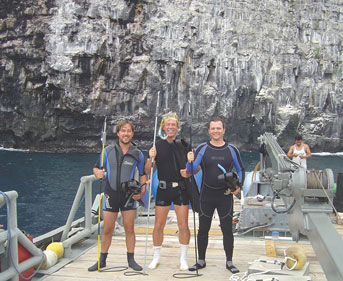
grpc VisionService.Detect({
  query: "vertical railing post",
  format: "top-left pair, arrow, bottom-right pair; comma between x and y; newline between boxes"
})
0,191 -> 19,281
84,179 -> 93,231
9,194 -> 19,281
61,178 -> 86,242
61,175 -> 97,242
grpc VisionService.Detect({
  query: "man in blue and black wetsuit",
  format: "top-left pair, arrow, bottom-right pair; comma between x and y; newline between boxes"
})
88,120 -> 147,272
186,116 -> 245,274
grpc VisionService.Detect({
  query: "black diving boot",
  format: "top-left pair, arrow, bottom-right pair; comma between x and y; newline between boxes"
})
226,261 -> 239,273
127,252 -> 142,271
189,259 -> 206,271
88,253 -> 107,271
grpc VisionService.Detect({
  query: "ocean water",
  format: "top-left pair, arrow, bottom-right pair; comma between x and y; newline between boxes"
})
0,150 -> 99,237
0,149 -> 342,237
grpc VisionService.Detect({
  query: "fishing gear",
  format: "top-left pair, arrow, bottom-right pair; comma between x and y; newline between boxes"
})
142,91 -> 161,275
97,116 -> 107,272
173,100 -> 202,279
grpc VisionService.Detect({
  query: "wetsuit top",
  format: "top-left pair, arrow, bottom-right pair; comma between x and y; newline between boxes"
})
94,141 -> 145,191
155,138 -> 189,182
292,144 -> 307,168
187,141 -> 245,190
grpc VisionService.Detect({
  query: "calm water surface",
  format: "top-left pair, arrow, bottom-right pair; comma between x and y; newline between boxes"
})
0,149 -> 342,237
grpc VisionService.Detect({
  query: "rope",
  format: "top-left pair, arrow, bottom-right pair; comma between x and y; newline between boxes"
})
229,256 -> 298,281
101,266 -> 128,272
237,223 -> 274,236
306,170 -> 329,190
313,172 -> 343,225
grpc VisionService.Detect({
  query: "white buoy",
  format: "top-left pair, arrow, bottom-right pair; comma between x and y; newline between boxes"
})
36,242 -> 64,269
41,249 -> 58,269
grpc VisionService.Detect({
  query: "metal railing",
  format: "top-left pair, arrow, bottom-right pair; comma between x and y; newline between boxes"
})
60,174 -> 103,258
0,191 -> 44,281
0,175 -> 109,280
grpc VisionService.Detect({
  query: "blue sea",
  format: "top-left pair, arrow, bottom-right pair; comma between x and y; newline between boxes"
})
0,148 -> 342,237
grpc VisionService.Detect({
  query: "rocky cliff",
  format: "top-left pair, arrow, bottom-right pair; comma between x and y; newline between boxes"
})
1,0 -> 343,152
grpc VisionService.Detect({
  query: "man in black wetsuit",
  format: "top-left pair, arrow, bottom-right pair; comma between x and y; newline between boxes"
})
186,116 -> 245,274
145,112 -> 191,270
88,120 -> 147,272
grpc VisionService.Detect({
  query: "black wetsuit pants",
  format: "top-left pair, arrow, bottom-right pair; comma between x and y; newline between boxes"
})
197,188 -> 234,261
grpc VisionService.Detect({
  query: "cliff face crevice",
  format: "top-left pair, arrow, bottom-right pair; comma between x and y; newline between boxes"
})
1,0 -> 343,152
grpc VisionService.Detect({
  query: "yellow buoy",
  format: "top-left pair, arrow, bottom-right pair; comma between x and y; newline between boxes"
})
285,246 -> 307,270
46,242 -> 64,259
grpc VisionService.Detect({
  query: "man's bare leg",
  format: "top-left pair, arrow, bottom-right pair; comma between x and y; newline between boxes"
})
122,209 -> 142,271
174,205 -> 190,270
88,211 -> 118,271
148,205 -> 170,269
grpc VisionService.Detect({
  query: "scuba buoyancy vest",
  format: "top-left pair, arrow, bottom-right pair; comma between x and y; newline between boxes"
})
105,142 -> 141,191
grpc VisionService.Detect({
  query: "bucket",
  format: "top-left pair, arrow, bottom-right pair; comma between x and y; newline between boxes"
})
18,233 -> 33,281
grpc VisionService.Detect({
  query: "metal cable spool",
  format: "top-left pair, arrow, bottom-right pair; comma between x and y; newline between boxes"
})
306,169 -> 333,190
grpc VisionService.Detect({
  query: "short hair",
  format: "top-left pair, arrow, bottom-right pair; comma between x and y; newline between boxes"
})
295,134 -> 302,141
116,120 -> 134,133
208,116 -> 226,130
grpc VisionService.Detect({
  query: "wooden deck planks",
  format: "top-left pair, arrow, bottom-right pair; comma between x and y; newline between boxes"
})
39,209 -> 340,281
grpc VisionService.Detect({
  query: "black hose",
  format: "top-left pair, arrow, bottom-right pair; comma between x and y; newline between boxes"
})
271,191 -> 296,214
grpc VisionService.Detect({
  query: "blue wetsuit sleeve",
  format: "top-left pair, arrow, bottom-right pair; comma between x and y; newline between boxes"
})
137,152 -> 145,176
186,144 -> 206,173
229,145 -> 245,185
